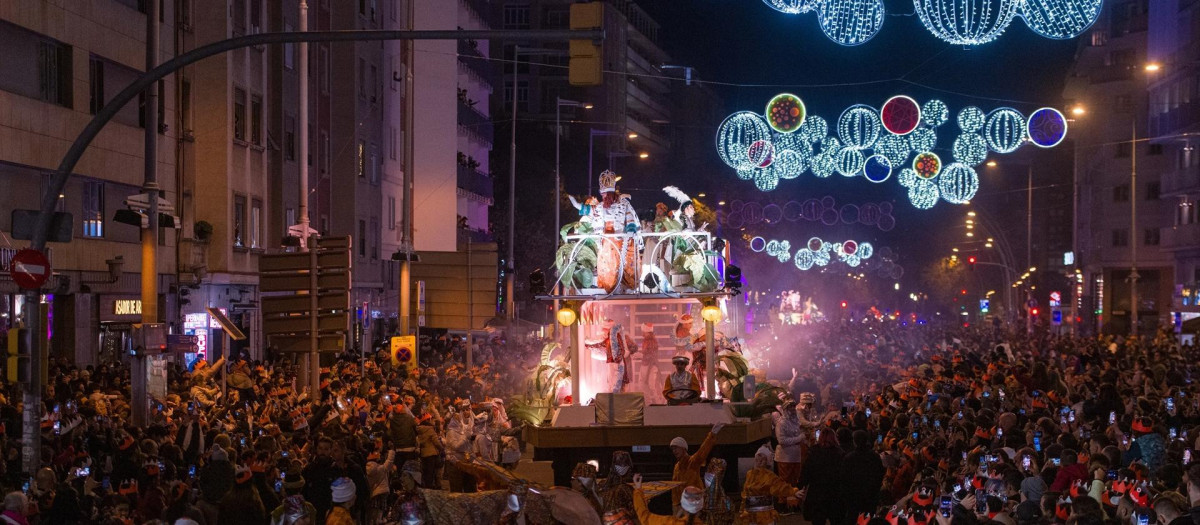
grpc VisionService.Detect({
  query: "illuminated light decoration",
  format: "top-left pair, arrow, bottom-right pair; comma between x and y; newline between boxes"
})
863,154 -> 892,183
907,127 -> 937,153
842,240 -> 859,256
836,148 -> 866,177
749,237 -> 767,252
808,237 -> 824,251
874,134 -> 912,167
748,139 -> 776,167
735,167 -> 756,181
755,166 -> 781,191
717,112 -> 772,169
908,178 -> 940,209
773,148 -> 810,180
840,204 -> 860,223
1021,0 -> 1102,39
813,249 -> 831,266
937,162 -> 980,204
816,0 -> 886,46
773,131 -> 806,152
913,152 -> 942,179
811,152 -> 837,178
958,107 -> 986,133
984,107 -> 1027,153
1027,107 -> 1069,148
914,0 -> 1021,45
762,0 -> 816,14
762,203 -> 784,223
845,255 -> 862,267
881,96 -> 922,135
820,136 -> 843,155
922,100 -> 949,127
766,93 -> 807,133
795,248 -> 815,270
765,240 -> 782,257
858,242 -> 875,259
799,115 -> 829,143
897,168 -> 920,188
952,133 -> 989,166
837,105 -> 882,149
777,240 -> 792,262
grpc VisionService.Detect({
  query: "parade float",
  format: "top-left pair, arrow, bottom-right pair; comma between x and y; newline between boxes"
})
521,170 -> 778,488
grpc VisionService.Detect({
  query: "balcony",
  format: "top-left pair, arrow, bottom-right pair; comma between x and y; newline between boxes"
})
1161,166 -> 1200,197
457,99 -> 494,146
457,39 -> 495,87
1162,223 -> 1200,251
1149,102 -> 1200,137
457,165 -> 494,201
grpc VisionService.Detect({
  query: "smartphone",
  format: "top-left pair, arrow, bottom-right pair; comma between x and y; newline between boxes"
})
975,490 -> 988,514
1171,427 -> 1178,440
282,450 -> 290,458
21,480 -> 29,494
1186,450 -> 1193,464
1052,457 -> 1061,466
188,401 -> 196,413
957,411 -> 964,420
274,480 -> 283,492
954,483 -> 963,493
1019,408 -> 1026,416
983,391 -> 991,398
1023,456 -> 1031,470
189,465 -> 197,478
102,477 -> 110,491
940,496 -> 953,517
1069,411 -> 1076,423
240,437 -> 247,447
1167,398 -> 1176,411
1110,411 -> 1117,425
53,404 -> 60,414
1138,513 -> 1150,525
962,451 -> 968,461
1034,436 -> 1042,452
1123,434 -> 1130,447
912,431 -> 920,441
1107,469 -> 1118,480
816,429 -> 822,440
866,408 -> 872,418
935,420 -> 942,429
53,421 -> 60,434
997,427 -> 1003,438
1060,414 -> 1068,425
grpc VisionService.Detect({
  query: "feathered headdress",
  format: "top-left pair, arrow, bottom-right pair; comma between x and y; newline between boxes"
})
663,186 -> 692,210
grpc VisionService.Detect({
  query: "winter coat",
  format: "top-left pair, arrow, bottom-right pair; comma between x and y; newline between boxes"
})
841,447 -> 885,515
801,444 -> 844,520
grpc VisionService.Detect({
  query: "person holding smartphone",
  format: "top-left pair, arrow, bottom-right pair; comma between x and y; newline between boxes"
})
1049,449 -> 1090,493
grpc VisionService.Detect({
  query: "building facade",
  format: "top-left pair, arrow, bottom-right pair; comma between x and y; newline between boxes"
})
0,0 -> 180,366
1064,0 -> 1176,335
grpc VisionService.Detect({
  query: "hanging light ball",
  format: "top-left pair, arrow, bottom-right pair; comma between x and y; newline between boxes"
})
958,107 -> 986,133
952,133 -> 989,166
774,148 -> 809,179
810,152 -> 837,178
897,168 -> 920,188
799,115 -> 829,143
863,154 -> 893,183
766,93 -> 807,133
748,139 -> 776,168
838,105 -> 882,149
985,107 -> 1027,153
762,0 -> 817,14
881,95 -> 923,136
908,178 -> 941,209
874,134 -> 912,167
795,248 -> 815,270
938,162 -> 980,204
1021,0 -> 1102,40
913,152 -> 943,180
717,112 -> 772,170
736,167 -> 756,181
755,165 -> 781,191
817,0 -> 886,46
837,148 -> 866,177
908,127 -> 937,153
922,100 -> 950,127
1027,107 -> 1069,148
914,0 -> 1021,45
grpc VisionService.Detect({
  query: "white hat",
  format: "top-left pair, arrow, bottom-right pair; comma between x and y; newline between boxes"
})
670,437 -> 688,449
331,477 -> 356,503
755,444 -> 774,467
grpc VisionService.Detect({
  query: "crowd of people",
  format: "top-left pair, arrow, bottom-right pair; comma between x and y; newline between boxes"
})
0,318 -> 1197,525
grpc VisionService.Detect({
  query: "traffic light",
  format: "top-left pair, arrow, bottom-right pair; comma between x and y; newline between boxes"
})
968,256 -> 976,270
840,301 -> 848,309
960,289 -> 967,295
6,328 -> 27,383
569,3 -> 603,86
1030,307 -> 1040,317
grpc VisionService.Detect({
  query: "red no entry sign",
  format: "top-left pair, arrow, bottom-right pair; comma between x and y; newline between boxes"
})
8,249 -> 51,290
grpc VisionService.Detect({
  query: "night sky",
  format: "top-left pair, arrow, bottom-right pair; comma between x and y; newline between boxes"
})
634,1 -> 1079,305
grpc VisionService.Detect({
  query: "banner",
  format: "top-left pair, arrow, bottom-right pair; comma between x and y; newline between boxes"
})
390,335 -> 418,371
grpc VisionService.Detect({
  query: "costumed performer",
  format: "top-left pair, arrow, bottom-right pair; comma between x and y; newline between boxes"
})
740,445 -> 804,525
578,170 -> 640,293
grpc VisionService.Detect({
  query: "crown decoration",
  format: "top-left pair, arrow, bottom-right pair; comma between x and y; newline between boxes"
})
599,170 -> 618,193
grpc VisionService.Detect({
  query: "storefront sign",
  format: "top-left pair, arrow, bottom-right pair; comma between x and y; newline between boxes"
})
114,300 -> 142,316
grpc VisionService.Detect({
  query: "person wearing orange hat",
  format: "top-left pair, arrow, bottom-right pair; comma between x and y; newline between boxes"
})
1124,416 -> 1166,474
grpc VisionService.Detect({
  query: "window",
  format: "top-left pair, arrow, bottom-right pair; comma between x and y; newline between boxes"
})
251,198 -> 263,249
1090,30 -> 1107,46
250,94 -> 263,145
233,88 -> 247,142
136,81 -> 165,132
249,0 -> 262,33
1116,142 -> 1133,157
319,46 -> 330,94
88,57 -> 104,114
0,22 -> 73,107
320,131 -> 330,175
389,126 -> 397,160
370,218 -> 379,260
284,115 -> 296,161
1112,229 -> 1129,247
88,55 -> 142,126
1146,181 -> 1161,200
233,195 -> 247,248
545,8 -> 569,28
369,144 -> 379,184
388,196 -> 396,230
504,4 -> 531,29
358,58 -> 367,99
358,219 -> 367,257
504,80 -> 530,111
1144,227 -> 1160,246
370,64 -> 378,102
181,79 -> 191,131
232,0 -> 246,36
284,22 -> 295,69
319,214 -> 329,235
357,140 -> 366,178
1113,184 -> 1130,202
285,208 -> 295,231
178,0 -> 193,30
82,181 -> 104,238
359,0 -> 366,15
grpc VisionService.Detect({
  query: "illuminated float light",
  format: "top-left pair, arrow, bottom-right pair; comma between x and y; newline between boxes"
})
762,0 -> 816,14
837,148 -> 866,177
881,95 -> 922,136
874,134 -> 912,167
766,93 -> 807,133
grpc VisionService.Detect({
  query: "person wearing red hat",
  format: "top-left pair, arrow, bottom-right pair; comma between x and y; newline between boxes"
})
1124,417 -> 1166,475
1051,450 -> 1089,493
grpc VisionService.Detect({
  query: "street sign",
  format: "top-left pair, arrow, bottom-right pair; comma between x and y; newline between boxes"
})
390,335 -> 417,370
206,307 -> 246,340
260,236 -> 352,354
7,249 -> 51,289
979,299 -> 990,313
1049,291 -> 1061,307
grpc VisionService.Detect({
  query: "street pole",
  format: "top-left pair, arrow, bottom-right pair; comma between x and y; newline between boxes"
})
1071,137 -> 1079,336
588,129 -> 594,196
133,0 -> 162,429
705,319 -> 716,398
1026,165 -> 1033,334
1130,117 -> 1140,337
506,46 -> 519,354
21,292 -> 40,475
298,0 -> 319,395
554,98 -> 561,340
398,0 -> 416,342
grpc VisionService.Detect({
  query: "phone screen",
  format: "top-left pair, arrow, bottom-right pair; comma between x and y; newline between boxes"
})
1034,436 -> 1041,452
1107,469 -> 1117,480
1186,450 -> 1193,464
1138,513 -> 1150,525
1110,411 -> 1117,425
975,490 -> 988,514
866,408 -> 872,418
940,496 -> 953,517
1171,428 -> 1178,440
1052,458 -> 1061,466
1023,456 -> 1031,470
189,465 -> 196,477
